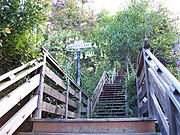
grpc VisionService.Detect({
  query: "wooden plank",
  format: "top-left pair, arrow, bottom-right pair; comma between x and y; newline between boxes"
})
65,79 -> 69,119
82,98 -> 88,106
138,84 -> 147,102
0,95 -> 38,135
69,87 -> 79,100
137,51 -> 144,77
42,101 -> 75,118
0,59 -> 37,82
145,50 -> 180,93
43,50 -> 88,98
78,91 -> 82,118
148,68 -> 168,115
45,66 -> 67,90
43,84 -> 78,109
146,57 -> 180,112
175,114 -> 180,134
143,49 -> 153,116
150,91 -> 169,135
34,55 -> 46,118
91,72 -> 107,112
44,83 -> 66,103
0,62 -> 43,92
138,69 -> 145,88
139,101 -> 148,116
0,74 -> 40,118
136,76 -> 141,117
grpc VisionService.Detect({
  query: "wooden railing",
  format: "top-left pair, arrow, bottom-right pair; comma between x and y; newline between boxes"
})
136,40 -> 180,135
0,47 -> 89,134
90,71 -> 109,115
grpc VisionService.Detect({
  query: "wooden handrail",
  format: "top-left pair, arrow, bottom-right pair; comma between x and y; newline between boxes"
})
0,47 -> 90,134
0,59 -> 42,135
41,46 -> 88,98
145,49 -> 180,93
136,40 -> 180,135
91,71 -> 109,114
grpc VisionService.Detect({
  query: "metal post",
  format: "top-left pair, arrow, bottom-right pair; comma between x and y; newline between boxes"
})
77,50 -> 81,86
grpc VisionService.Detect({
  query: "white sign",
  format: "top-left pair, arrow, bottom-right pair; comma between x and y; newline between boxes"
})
66,40 -> 92,49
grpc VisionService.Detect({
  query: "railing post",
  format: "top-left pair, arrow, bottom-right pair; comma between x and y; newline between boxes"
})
34,52 -> 46,118
65,78 -> 69,119
87,98 -> 90,118
168,97 -> 178,135
143,38 -> 153,116
78,91 -> 82,118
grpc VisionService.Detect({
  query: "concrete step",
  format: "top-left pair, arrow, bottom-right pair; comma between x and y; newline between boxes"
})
18,118 -> 157,134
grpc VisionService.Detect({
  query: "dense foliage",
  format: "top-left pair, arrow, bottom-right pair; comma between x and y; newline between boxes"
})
124,73 -> 138,117
0,0 -> 179,95
0,0 -> 50,74
92,0 -> 179,78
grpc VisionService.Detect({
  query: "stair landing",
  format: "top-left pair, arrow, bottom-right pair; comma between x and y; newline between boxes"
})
17,117 -> 159,134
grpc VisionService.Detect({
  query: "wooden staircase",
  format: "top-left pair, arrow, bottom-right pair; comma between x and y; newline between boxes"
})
1,44 -> 179,135
93,84 -> 126,118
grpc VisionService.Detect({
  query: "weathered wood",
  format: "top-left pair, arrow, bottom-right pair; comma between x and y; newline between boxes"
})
78,91 -> 82,118
138,69 -> 145,88
65,79 -> 69,119
68,87 -> 79,100
0,74 -> 40,118
136,76 -> 141,117
175,114 -> 180,134
43,83 -> 66,103
145,49 -> 180,93
137,51 -> 144,77
43,84 -> 78,109
148,68 -> 168,115
138,84 -> 147,102
31,117 -> 156,133
0,62 -> 43,92
139,101 -> 148,116
42,47 -> 88,98
45,66 -> 67,90
0,59 -> 37,82
91,71 -> 107,113
41,101 -> 75,118
87,99 -> 90,118
34,54 -> 46,118
150,91 -> 169,135
0,95 -> 38,135
143,48 -> 153,116
168,98 -> 178,135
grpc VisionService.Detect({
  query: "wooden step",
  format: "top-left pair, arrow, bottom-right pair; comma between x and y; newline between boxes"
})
92,115 -> 127,118
95,106 -> 126,109
105,84 -> 122,86
101,93 -> 124,95
100,96 -> 125,98
98,99 -> 125,105
94,111 -> 126,115
18,132 -> 162,135
94,108 -> 126,112
19,117 -> 157,134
